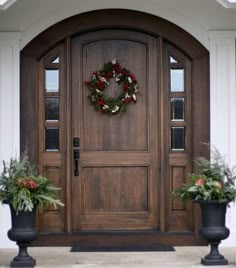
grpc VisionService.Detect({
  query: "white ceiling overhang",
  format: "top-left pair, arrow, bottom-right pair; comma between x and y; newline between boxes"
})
216,0 -> 236,8
0,0 -> 236,50
0,0 -> 16,10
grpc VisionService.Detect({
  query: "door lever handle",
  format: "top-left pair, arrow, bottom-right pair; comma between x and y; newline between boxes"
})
74,149 -> 80,176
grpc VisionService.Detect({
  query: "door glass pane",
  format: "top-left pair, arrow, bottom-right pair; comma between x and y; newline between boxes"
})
171,98 -> 184,121
170,69 -> 184,92
52,57 -> 59,64
171,127 -> 185,150
45,98 -> 59,121
45,69 -> 59,92
45,127 -> 59,151
170,56 -> 178,63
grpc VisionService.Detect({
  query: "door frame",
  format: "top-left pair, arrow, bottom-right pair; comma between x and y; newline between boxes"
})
21,9 -> 209,246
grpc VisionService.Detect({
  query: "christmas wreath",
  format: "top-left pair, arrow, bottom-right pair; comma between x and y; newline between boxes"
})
84,59 -> 139,115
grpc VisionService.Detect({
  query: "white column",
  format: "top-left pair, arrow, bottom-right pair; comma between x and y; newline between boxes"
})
0,32 -> 20,248
209,31 -> 236,246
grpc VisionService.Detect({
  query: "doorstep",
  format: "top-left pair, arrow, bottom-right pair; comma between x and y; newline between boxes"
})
0,246 -> 235,267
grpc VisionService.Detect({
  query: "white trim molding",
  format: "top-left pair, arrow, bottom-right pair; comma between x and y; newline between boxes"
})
0,32 -> 20,248
209,30 -> 236,246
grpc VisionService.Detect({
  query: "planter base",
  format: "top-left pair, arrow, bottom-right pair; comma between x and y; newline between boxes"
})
201,257 -> 228,266
11,258 -> 36,268
10,242 -> 36,267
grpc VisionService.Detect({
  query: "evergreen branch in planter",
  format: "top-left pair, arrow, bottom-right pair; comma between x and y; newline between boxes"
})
0,152 -> 64,213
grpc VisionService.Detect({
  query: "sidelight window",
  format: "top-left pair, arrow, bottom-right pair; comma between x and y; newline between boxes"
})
45,127 -> 59,151
45,97 -> 59,121
45,69 -> 59,92
170,98 -> 184,121
44,55 -> 61,152
168,53 -> 186,152
170,69 -> 184,92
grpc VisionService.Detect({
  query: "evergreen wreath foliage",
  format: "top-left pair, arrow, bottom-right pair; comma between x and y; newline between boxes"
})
84,59 -> 139,115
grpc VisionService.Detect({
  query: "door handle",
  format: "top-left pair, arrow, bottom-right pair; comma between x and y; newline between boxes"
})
74,149 -> 80,176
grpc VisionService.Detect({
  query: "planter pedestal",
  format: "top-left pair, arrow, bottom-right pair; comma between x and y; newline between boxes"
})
197,200 -> 229,266
10,242 -> 36,267
7,204 -> 38,268
201,241 -> 228,265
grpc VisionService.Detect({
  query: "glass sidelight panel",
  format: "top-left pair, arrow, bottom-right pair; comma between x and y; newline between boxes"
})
170,56 -> 178,63
45,98 -> 59,121
170,69 -> 184,92
171,98 -> 184,121
45,69 -> 59,92
52,57 -> 59,64
171,127 -> 185,151
45,127 -> 59,151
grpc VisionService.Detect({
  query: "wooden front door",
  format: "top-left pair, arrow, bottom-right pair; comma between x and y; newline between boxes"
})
71,30 -> 159,230
21,9 -> 209,246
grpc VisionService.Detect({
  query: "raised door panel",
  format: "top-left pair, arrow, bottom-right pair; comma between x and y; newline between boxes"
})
82,39 -> 148,151
82,167 -> 148,213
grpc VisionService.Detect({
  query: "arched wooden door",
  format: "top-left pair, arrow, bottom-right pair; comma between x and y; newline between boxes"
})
21,10 -> 209,246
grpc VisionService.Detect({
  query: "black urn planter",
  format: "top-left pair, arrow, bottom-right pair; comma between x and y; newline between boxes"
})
6,203 -> 38,267
197,200 -> 230,266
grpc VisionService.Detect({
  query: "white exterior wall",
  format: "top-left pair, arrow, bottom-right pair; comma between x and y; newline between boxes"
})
0,11 -> 236,248
209,31 -> 236,246
0,32 -> 20,248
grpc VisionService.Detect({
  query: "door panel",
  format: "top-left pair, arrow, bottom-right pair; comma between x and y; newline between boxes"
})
72,30 -> 159,230
81,40 -> 148,151
82,167 -> 148,212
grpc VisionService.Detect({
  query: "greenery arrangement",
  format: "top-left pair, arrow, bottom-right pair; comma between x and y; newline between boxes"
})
173,145 -> 236,203
85,58 -> 139,115
0,152 -> 64,213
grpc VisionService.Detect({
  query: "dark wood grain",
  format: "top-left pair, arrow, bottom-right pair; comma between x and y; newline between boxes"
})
20,55 -> 38,163
71,29 -> 159,231
163,42 -> 194,233
37,44 -> 66,232
32,232 -> 202,247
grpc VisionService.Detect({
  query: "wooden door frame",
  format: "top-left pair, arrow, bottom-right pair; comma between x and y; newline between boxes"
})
21,9 -> 209,246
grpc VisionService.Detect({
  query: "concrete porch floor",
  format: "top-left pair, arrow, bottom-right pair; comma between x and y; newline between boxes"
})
0,247 -> 236,268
